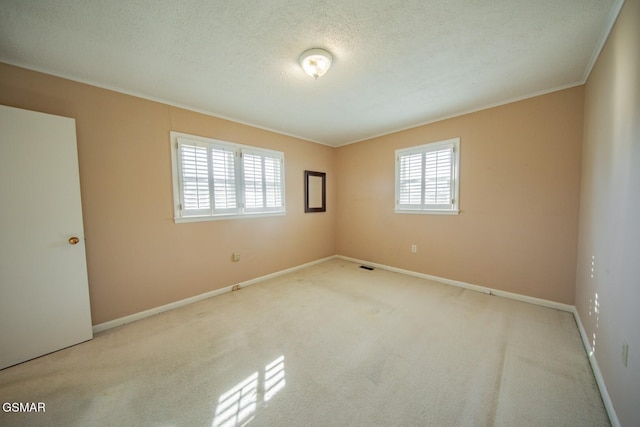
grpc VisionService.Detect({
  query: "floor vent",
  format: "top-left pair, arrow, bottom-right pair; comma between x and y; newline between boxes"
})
359,265 -> 375,271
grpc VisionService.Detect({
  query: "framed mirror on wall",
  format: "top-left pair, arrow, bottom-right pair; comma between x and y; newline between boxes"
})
304,170 -> 326,213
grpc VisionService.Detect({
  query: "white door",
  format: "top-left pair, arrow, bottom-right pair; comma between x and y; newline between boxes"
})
0,105 -> 93,370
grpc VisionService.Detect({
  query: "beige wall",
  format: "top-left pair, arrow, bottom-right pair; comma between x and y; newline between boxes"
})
0,61 -> 585,324
336,87 -> 584,304
576,0 -> 640,425
0,63 -> 336,325
0,61 -> 587,321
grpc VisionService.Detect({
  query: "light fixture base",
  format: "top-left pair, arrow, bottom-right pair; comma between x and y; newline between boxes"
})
299,48 -> 332,79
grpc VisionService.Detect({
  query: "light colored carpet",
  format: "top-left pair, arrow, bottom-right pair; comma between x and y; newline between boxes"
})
0,259 -> 609,426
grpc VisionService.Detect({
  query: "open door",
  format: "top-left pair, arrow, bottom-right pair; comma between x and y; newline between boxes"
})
0,105 -> 93,370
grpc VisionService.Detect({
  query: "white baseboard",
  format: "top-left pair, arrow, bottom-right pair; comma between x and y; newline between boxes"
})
572,308 -> 620,427
336,255 -> 574,312
92,255 -> 336,334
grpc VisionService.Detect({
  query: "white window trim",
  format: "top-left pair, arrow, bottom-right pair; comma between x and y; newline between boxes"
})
395,137 -> 460,215
170,131 -> 286,223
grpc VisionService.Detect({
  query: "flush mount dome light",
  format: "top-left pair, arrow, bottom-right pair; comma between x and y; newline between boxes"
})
299,48 -> 332,79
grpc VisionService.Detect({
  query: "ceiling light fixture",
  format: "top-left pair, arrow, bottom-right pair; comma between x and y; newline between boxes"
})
299,48 -> 332,79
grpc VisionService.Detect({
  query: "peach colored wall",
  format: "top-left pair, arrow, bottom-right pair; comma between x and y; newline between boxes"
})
0,63 -> 336,325
336,87 -> 584,304
576,0 -> 640,425
0,62 -> 585,322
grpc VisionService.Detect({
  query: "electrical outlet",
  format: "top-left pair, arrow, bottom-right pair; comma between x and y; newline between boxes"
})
622,341 -> 629,367
232,252 -> 240,262
411,244 -> 417,253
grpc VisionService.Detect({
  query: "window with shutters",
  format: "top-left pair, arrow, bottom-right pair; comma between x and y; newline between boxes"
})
395,138 -> 460,215
170,132 -> 285,222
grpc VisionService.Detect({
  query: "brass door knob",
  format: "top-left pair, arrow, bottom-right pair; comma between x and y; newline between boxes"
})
68,237 -> 80,245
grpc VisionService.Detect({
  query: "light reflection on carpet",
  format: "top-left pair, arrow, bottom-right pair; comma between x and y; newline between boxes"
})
212,355 -> 286,427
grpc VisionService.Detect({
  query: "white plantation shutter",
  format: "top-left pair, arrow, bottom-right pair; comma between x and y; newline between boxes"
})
242,149 -> 284,212
264,156 -> 283,208
243,152 -> 264,209
424,147 -> 452,207
399,153 -> 423,205
173,133 -> 285,220
396,138 -> 459,213
211,146 -> 238,213
178,141 -> 211,216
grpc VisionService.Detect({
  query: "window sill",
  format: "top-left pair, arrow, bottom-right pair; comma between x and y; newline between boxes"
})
174,211 -> 287,223
394,209 -> 459,216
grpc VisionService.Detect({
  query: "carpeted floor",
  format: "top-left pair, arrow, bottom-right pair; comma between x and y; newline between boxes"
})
0,259 -> 609,426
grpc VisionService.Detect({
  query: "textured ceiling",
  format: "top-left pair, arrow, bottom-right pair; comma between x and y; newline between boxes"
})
0,0 -> 623,146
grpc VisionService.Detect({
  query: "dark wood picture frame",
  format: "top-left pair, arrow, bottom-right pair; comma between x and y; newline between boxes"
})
304,170 -> 326,213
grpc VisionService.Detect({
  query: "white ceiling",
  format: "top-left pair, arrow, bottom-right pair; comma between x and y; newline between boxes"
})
0,0 -> 623,146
